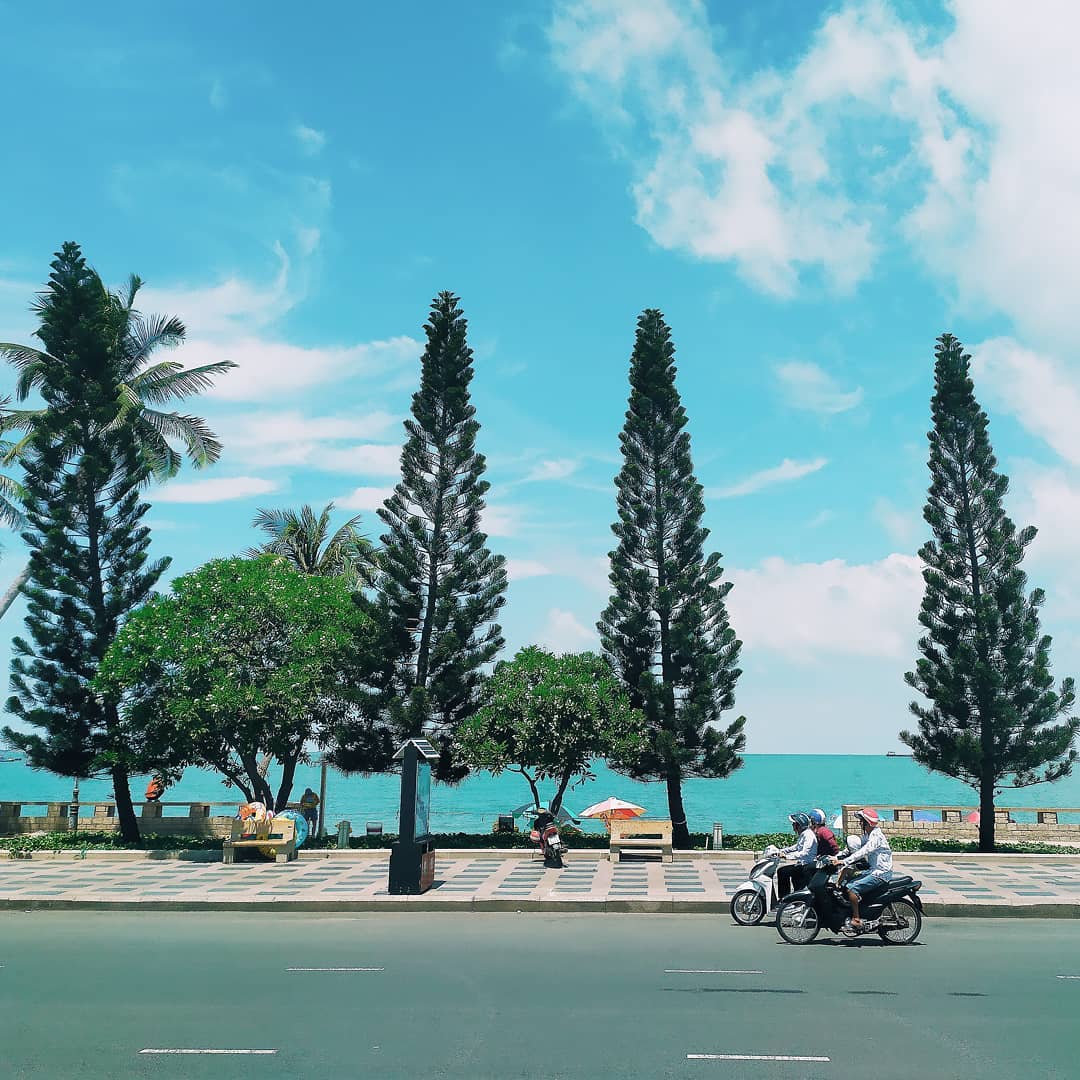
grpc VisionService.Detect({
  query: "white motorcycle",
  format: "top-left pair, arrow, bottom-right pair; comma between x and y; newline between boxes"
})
729,845 -> 782,926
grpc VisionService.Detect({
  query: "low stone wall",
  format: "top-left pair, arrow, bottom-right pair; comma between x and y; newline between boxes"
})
841,804 -> 1080,845
0,801 -> 235,838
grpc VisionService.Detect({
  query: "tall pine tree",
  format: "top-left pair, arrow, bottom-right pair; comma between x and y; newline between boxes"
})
334,292 -> 506,780
2,244 -> 169,844
901,333 -> 1078,851
599,309 -> 745,849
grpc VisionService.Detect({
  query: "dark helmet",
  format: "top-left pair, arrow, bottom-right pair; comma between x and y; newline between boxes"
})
789,812 -> 811,831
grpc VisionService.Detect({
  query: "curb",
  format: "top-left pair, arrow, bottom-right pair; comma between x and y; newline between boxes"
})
2,897 -> 1077,918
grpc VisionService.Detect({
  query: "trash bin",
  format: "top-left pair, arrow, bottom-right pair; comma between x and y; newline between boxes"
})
336,820 -> 352,849
712,822 -> 723,850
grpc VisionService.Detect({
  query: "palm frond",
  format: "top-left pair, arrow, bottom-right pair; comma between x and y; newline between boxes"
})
125,312 -> 186,369
132,420 -> 183,480
0,473 -> 26,529
138,409 -> 224,467
129,359 -> 235,404
252,507 -> 299,540
0,344 -> 56,400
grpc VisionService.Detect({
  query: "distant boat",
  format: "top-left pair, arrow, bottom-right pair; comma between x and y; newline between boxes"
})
886,751 -> 913,757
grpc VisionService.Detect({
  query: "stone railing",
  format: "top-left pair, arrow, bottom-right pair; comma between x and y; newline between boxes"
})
841,804 -> 1080,845
0,801 -> 240,838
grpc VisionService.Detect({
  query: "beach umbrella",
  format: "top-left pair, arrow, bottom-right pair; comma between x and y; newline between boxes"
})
511,802 -> 580,825
579,797 -> 647,827
965,810 -> 980,823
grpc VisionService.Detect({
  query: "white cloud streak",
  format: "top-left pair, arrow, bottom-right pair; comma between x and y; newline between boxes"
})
154,476 -> 279,504
293,123 -> 327,155
712,457 -> 828,498
775,361 -> 863,415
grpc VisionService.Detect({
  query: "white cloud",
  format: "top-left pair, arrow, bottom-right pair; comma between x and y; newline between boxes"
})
209,78 -> 227,111
712,457 -> 828,498
549,0 -> 877,295
548,0 -> 1080,334
538,608 -> 598,652
873,498 -> 921,547
972,338 -> 1080,467
506,559 -> 553,581
775,361 -> 863,415
336,486 -> 394,512
293,123 -> 327,155
482,505 -> 520,538
211,411 -> 403,475
523,458 -> 579,482
296,227 -> 321,256
728,554 -> 924,660
154,476 -> 279,504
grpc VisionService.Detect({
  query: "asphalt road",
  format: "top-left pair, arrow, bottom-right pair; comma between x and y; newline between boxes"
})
1,912 -> 1078,1079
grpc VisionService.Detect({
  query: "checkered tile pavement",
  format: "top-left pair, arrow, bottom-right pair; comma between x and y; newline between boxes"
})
3,854 -> 1079,907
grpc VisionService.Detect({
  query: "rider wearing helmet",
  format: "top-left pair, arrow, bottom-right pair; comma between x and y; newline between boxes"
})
809,808 -> 839,858
776,812 -> 818,900
831,807 -> 893,929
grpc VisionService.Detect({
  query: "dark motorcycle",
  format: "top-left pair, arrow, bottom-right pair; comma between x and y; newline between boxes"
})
775,856 -> 924,945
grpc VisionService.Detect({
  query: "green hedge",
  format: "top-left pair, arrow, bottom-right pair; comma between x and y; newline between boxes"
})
4,829 -> 1079,857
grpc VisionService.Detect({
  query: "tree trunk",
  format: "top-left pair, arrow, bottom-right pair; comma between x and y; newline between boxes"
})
275,753 -> 298,813
0,563 -> 30,621
979,776 -> 995,852
666,770 -> 691,849
551,771 -> 573,816
111,764 -> 141,846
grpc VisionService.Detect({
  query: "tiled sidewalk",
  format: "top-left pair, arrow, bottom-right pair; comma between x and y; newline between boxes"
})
3,853 -> 1080,912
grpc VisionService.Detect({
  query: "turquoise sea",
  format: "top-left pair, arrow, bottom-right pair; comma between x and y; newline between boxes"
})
4,755 -> 1080,834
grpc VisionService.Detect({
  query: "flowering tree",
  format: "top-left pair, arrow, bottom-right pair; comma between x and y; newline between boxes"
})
95,556 -> 376,811
454,647 -> 646,815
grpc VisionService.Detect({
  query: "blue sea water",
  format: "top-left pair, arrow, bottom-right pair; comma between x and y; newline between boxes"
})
4,755 -> 1080,834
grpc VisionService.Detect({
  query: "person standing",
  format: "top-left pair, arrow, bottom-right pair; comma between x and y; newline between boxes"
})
299,787 -> 320,837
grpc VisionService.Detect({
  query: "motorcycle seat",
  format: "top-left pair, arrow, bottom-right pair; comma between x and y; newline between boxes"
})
887,875 -> 914,888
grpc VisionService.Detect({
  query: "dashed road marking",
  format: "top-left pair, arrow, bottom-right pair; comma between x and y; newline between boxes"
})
286,966 -> 383,972
688,1053 -> 829,1062
139,1049 -> 278,1055
1057,975 -> 1080,980
666,969 -> 764,975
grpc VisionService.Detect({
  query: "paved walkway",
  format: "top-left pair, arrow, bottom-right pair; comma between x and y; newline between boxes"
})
3,852 -> 1080,913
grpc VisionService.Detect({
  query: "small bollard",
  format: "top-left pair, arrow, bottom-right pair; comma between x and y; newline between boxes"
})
712,822 -> 723,850
336,819 -> 352,849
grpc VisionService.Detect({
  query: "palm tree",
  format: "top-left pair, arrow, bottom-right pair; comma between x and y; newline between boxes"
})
0,274 -> 236,619
0,410 -> 30,620
248,502 -> 378,584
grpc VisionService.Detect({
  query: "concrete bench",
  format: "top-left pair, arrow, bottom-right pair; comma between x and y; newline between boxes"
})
609,819 -> 673,863
223,818 -> 297,864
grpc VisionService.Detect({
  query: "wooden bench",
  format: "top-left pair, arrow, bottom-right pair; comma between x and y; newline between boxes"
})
223,817 -> 297,864
609,818 -> 673,863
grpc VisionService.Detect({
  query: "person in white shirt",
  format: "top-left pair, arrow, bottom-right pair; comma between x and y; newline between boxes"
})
831,807 -> 893,928
776,812 -> 818,900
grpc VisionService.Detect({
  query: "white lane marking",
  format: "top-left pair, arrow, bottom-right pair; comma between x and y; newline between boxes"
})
1057,975 -> 1080,980
286,967 -> 383,972
688,1054 -> 830,1062
139,1049 -> 277,1055
666,969 -> 763,974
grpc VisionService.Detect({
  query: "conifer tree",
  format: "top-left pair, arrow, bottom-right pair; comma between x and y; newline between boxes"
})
901,333 -> 1078,850
334,292 -> 506,780
2,244 -> 167,844
599,309 -> 745,849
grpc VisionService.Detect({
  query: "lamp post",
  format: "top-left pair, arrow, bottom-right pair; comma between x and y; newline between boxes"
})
317,755 -> 327,840
69,777 -> 80,833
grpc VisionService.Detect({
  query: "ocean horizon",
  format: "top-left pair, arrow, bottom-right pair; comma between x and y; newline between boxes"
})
4,754 -> 1080,835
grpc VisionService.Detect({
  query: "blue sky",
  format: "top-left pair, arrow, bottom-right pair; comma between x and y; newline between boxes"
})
3,0 -> 1080,753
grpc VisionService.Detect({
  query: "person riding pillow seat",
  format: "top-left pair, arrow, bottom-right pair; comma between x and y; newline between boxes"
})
809,807 -> 839,858
776,812 -> 818,900
831,807 -> 893,929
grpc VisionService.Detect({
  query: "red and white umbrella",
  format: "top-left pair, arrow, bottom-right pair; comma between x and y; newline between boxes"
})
579,797 -> 647,827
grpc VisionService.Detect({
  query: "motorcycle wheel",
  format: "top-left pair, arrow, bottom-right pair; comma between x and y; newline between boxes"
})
878,898 -> 922,945
775,898 -> 821,945
730,889 -> 766,926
